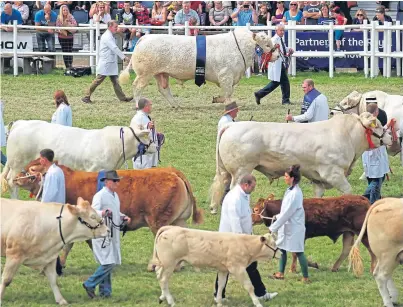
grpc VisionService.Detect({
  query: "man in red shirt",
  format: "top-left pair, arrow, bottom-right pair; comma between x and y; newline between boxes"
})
133,1 -> 150,37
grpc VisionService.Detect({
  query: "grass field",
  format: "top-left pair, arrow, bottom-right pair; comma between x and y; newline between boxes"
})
1,70 -> 402,307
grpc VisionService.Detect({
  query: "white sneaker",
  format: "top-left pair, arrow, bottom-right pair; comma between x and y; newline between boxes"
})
258,292 -> 278,301
123,40 -> 128,50
128,40 -> 133,50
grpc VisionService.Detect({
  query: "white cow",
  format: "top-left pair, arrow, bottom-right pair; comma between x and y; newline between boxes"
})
349,198 -> 403,307
1,120 -> 156,199
334,90 -> 403,155
152,226 -> 279,307
1,197 -> 109,305
119,28 -> 279,106
210,113 -> 393,213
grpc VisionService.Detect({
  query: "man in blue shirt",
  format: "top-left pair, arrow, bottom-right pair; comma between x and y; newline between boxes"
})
231,1 -> 258,26
1,3 -> 22,31
34,3 -> 57,52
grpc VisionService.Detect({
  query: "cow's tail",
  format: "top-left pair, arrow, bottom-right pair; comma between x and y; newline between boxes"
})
1,163 -> 10,194
152,226 -> 175,279
118,57 -> 132,85
349,200 -> 383,277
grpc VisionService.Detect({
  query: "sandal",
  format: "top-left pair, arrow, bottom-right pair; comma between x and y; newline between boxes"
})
270,272 -> 284,280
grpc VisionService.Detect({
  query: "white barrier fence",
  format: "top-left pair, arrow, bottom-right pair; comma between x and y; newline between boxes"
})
1,20 -> 403,78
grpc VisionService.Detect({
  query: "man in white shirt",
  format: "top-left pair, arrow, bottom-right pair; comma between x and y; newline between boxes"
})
362,103 -> 389,204
83,170 -> 131,299
217,101 -> 239,133
82,20 -> 132,104
286,79 -> 329,123
131,98 -> 158,169
214,174 -> 278,303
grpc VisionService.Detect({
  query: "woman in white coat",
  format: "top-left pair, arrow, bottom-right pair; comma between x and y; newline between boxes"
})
51,90 -> 72,127
269,164 -> 310,283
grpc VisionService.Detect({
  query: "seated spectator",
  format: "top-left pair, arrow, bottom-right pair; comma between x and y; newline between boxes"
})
1,3 -> 22,30
352,9 -> 370,30
91,2 -> 111,24
303,1 -> 321,25
134,1 -> 151,36
209,1 -> 230,26
231,1 -> 257,26
118,1 -> 137,51
12,1 -> 29,24
257,3 -> 270,26
167,1 -> 181,24
332,7 -> 347,51
74,1 -> 92,11
56,5 -> 77,69
174,1 -> 200,26
151,1 -> 167,25
283,1 -> 303,24
188,16 -> 198,36
34,4 -> 57,52
53,1 -> 73,10
373,6 -> 392,25
52,90 -> 72,127
318,4 -> 334,25
271,1 -> 287,25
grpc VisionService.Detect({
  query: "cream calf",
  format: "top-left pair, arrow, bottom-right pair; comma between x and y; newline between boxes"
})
349,198 -> 403,307
152,226 -> 279,307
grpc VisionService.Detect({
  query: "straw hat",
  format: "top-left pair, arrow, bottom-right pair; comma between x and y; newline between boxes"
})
223,101 -> 241,114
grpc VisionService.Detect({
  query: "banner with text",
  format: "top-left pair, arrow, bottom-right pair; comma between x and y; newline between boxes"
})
0,32 -> 33,53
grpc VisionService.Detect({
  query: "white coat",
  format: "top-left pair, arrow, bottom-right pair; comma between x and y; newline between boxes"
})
217,114 -> 235,132
292,94 -> 329,123
268,34 -> 289,82
362,145 -> 389,178
130,110 -> 158,169
0,100 -> 5,147
92,187 -> 126,265
269,185 -> 305,252
41,164 -> 66,204
97,29 -> 125,76
51,103 -> 72,127
219,185 -> 253,234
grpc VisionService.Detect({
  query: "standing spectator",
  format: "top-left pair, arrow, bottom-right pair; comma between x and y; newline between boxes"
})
352,9 -> 370,30
218,101 -> 239,132
271,1 -> 287,25
209,1 -> 230,26
269,165 -> 310,283
255,24 -> 293,105
82,21 -> 132,103
82,170 -> 131,299
133,1 -> 151,36
303,1 -> 321,25
51,90 -> 72,127
332,2 -> 352,24
34,4 -> 57,53
397,1 -> 403,24
174,1 -> 200,25
332,7 -> 347,51
90,1 -> 111,24
0,100 -> 6,166
167,1 -> 181,24
130,98 -> 158,170
376,1 -> 390,11
373,6 -> 392,25
118,1 -> 137,51
257,3 -> 270,26
56,5 -> 77,69
285,79 -> 329,123
318,4 -> 334,25
1,3 -> 22,30
283,1 -> 303,24
12,1 -> 29,24
214,174 -> 279,303
231,1 -> 257,26
151,1 -> 167,25
362,103 -> 389,204
53,1 -> 73,10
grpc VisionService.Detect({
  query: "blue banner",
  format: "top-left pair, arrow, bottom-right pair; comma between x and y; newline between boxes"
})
284,31 -> 403,70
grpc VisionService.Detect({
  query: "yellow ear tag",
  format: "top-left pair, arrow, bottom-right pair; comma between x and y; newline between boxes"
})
261,202 -> 265,209
370,122 -> 376,128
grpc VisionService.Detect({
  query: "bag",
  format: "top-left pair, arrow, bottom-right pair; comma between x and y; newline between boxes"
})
64,66 -> 92,77
347,1 -> 358,8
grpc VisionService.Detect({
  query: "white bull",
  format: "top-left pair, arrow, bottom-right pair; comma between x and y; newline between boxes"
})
0,197 -> 109,305
1,120 -> 156,199
334,90 -> 403,155
119,28 -> 279,106
210,113 -> 393,213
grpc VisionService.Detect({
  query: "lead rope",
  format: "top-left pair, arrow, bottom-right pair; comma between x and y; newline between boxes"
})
119,128 -> 129,170
35,173 -> 44,201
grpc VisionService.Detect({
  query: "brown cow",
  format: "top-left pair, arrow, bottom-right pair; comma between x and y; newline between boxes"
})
14,158 -> 204,271
252,194 -> 376,272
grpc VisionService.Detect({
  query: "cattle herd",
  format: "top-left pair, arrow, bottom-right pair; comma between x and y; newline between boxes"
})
1,52 -> 403,307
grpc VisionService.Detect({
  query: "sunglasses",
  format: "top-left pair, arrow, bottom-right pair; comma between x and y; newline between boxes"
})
357,14 -> 363,16
113,179 -> 120,183
290,3 -> 298,6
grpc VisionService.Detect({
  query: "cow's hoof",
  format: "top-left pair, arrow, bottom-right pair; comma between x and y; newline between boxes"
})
309,262 -> 319,269
58,299 -> 68,305
331,267 -> 339,272
147,264 -> 156,272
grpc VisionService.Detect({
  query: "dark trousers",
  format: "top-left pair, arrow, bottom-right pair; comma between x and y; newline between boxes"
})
363,176 -> 385,204
256,65 -> 290,104
58,37 -> 74,68
1,151 -> 7,166
214,261 -> 266,299
36,32 -> 55,52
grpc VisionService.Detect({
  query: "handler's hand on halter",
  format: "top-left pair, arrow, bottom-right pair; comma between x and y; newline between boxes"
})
102,209 -> 113,218
288,48 -> 294,56
285,114 -> 293,122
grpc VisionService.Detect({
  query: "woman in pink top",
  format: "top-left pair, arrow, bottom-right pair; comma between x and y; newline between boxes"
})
271,1 -> 287,25
56,5 -> 77,69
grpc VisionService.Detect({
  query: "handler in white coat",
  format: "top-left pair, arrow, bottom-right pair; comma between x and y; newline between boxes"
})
131,97 -> 158,169
254,24 -> 293,105
217,101 -> 240,133
82,20 -> 132,103
83,170 -> 131,299
269,165 -> 310,283
51,90 -> 72,127
214,174 -> 278,302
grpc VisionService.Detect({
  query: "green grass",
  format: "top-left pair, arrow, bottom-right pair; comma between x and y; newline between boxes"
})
1,70 -> 402,307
